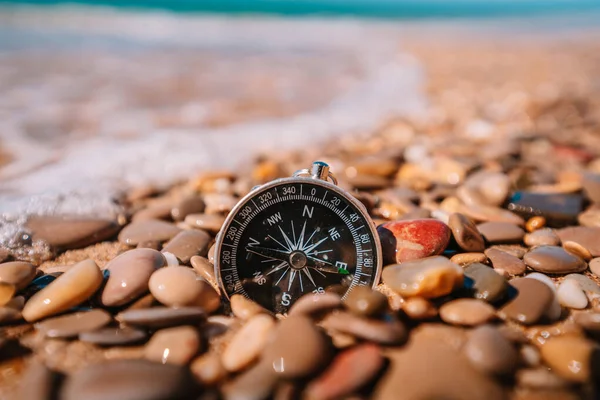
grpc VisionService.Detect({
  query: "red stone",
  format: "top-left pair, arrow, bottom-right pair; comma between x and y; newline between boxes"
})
305,343 -> 384,400
377,219 -> 451,265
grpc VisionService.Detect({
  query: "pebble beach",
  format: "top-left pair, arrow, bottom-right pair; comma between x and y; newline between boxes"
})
1,6 -> 600,400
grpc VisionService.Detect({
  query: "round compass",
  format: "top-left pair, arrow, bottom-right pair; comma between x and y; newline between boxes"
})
215,161 -> 382,314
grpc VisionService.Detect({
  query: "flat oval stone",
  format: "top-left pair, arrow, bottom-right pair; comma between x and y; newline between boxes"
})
0,261 -> 36,290
450,252 -> 487,266
590,258 -> 600,277
382,256 -> 463,299
343,286 -> 387,317
22,259 -> 103,322
573,312 -> 600,333
26,215 -> 120,249
525,216 -> 546,233
60,359 -> 199,400
462,170 -> 511,207
132,201 -> 173,222
564,273 -> 600,294
377,219 -> 451,264
145,326 -> 201,365
162,230 -> 210,264
498,278 -> 554,325
477,222 -> 525,244
118,219 -> 182,246
101,248 -> 166,307
0,282 -> 15,306
321,311 -> 407,345
79,326 -> 147,346
185,214 -> 226,234
230,294 -> 269,320
222,314 -> 275,372
524,228 -> 561,247
190,352 -> 227,386
448,213 -> 485,252
524,273 -> 561,321
556,226 -> 600,257
190,256 -> 218,290
171,197 -> 205,221
516,367 -> 572,390
116,307 -> 205,328
263,316 -> 331,379
563,240 -> 592,261
439,299 -> 495,326
149,266 -> 205,307
485,248 -> 526,276
464,325 -> 518,375
18,362 -> 58,400
464,263 -> 508,303
556,279 -> 588,309
402,297 -> 437,320
0,306 -> 21,323
305,343 -> 384,400
523,246 -> 587,274
540,336 -> 597,383
221,359 -> 278,400
35,309 -> 112,338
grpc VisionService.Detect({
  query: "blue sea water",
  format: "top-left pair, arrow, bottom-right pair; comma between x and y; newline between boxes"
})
4,0 -> 600,19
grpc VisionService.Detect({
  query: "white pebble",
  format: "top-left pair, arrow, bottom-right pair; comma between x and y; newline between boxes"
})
162,252 -> 180,266
556,279 -> 588,309
525,273 -> 561,321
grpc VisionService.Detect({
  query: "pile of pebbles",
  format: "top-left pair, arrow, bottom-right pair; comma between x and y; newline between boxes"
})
2,38 -> 600,400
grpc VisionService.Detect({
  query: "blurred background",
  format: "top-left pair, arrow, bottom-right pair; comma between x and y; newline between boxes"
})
0,0 -> 599,236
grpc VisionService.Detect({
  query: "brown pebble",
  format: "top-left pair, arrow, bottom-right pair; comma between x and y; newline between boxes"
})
35,309 -> 112,338
448,213 -> 485,252
450,252 -> 487,266
498,277 -> 555,325
0,282 -> 15,306
221,359 -> 278,400
321,311 -> 407,345
402,297 -> 437,319
524,228 -> 561,247
79,326 -> 147,346
132,201 -> 173,222
477,221 -> 525,243
145,326 -> 201,365
263,316 -> 331,379
190,256 -> 218,290
439,299 -> 495,326
26,215 -> 120,249
230,294 -> 268,320
0,261 -> 36,290
562,240 -> 592,261
18,362 -> 58,400
288,292 -> 342,317
343,286 -> 388,317
526,216 -> 546,232
172,196 -> 205,221
463,325 -> 518,375
556,226 -> 600,257
149,266 -> 210,307
185,214 -> 226,234
162,230 -> 210,264
485,248 -> 526,276
523,245 -> 587,274
118,219 -> 182,246
116,307 -> 205,328
515,367 -> 572,390
539,335 -> 597,383
464,263 -> 509,303
222,314 -> 275,372
190,352 -> 227,386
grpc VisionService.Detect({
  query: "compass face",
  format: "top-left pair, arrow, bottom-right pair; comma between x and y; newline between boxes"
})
215,178 -> 381,314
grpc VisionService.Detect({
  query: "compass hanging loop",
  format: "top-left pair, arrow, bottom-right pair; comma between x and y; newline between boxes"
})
293,161 -> 338,186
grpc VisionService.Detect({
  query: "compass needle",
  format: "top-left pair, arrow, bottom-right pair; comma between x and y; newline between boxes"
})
303,268 -> 316,287
278,226 -> 295,250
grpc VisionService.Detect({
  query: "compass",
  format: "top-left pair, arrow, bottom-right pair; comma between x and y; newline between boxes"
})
214,161 -> 382,314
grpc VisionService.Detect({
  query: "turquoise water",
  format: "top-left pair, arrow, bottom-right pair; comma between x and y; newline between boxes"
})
5,0 -> 600,18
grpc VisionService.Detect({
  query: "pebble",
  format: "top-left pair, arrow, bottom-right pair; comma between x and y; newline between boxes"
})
382,256 -> 463,298
463,325 -> 518,375
101,248 -> 166,307
162,229 -> 210,264
460,203 -> 525,225
171,196 -> 205,221
450,252 -> 487,265
540,335 -> 597,382
562,240 -> 592,261
373,333 -> 505,400
190,256 -> 218,289
523,273 -> 562,321
564,273 -> 600,294
516,367 -> 572,390
149,266 -> 211,307
18,362 -> 58,400
460,170 -> 511,207
402,296 -> 438,319
263,316 -> 331,378
190,352 -> 227,386
485,247 -> 526,276
79,326 -> 147,346
498,278 -> 555,325
0,261 -> 36,290
448,213 -> 485,252
305,343 -> 384,400
116,307 -> 205,328
477,221 -> 525,243
439,299 -> 495,326
222,314 -> 275,372
321,311 -> 407,345
590,257 -> 600,277
525,216 -> 547,232
118,219 -> 182,246
573,312 -> 600,334
22,259 -> 103,322
0,282 -> 15,306
60,359 -> 199,400
203,193 -> 237,214
221,359 -> 278,400
556,279 -> 588,309
490,244 -> 528,258
230,294 -> 269,320
556,226 -> 600,256
35,309 -> 112,338
185,214 -> 226,234
343,286 -> 388,317
26,215 -> 120,249
377,219 -> 451,264
523,245 -> 587,274
520,344 -> 541,367
145,326 -> 201,365
132,201 -> 172,221
524,228 -> 561,247
582,172 -> 600,203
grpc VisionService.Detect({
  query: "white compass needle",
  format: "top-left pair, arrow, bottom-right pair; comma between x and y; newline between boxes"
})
267,235 -> 290,252
278,226 -> 296,251
288,270 -> 297,291
302,268 -> 316,287
303,236 -> 328,255
297,220 -> 307,249
266,261 -> 288,276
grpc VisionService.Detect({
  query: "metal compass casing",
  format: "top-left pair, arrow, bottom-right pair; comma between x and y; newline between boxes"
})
214,161 -> 382,314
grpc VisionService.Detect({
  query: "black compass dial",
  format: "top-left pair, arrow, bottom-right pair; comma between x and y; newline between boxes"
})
216,179 -> 380,314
